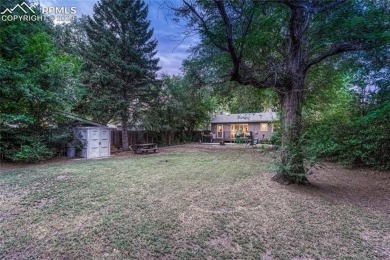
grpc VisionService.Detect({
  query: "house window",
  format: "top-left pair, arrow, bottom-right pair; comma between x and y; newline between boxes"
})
230,124 -> 248,138
260,123 -> 268,132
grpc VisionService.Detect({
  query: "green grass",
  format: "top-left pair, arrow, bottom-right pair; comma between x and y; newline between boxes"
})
1,146 -> 389,259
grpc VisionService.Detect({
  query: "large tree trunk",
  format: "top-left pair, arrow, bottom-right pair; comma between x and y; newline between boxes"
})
271,4 -> 310,184
167,130 -> 173,146
273,79 -> 308,184
121,116 -> 130,151
121,85 -> 130,151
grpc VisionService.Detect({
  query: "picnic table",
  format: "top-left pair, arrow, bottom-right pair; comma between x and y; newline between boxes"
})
131,143 -> 158,154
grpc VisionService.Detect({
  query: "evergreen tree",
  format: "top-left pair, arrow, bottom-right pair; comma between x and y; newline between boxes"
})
81,0 -> 160,151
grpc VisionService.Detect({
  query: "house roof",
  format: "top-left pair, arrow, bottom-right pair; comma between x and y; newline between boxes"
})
210,112 -> 277,124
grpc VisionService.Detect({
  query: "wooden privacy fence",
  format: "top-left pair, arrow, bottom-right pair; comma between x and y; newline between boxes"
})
110,130 -> 202,149
111,130 -> 154,148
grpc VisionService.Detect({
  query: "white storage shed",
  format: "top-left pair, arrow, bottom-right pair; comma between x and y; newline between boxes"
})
74,127 -> 111,159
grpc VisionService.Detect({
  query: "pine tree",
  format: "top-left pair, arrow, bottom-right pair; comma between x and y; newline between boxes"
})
82,0 -> 160,150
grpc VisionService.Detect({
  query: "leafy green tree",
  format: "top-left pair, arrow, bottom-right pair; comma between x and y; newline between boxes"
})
80,0 -> 160,151
180,54 -> 278,114
210,81 -> 277,114
144,74 -> 214,144
174,0 -> 390,184
304,49 -> 390,169
0,0 -> 83,161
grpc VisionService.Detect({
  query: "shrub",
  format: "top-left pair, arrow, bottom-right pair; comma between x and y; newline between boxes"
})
305,102 -> 390,170
9,142 -> 54,162
0,125 -> 73,163
338,102 -> 390,169
270,132 -> 281,148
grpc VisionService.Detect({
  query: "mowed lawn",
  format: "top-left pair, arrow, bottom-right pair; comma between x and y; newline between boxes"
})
1,144 -> 389,259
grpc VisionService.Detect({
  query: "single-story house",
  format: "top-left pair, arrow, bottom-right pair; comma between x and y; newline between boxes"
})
210,112 -> 277,141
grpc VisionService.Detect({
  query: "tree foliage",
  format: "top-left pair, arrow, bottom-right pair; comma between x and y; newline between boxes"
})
144,74 -> 214,136
304,49 -> 390,170
173,0 -> 390,183
0,0 -> 83,161
78,0 -> 160,150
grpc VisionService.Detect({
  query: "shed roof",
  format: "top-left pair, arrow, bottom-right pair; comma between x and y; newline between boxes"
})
210,112 -> 277,124
62,113 -> 106,127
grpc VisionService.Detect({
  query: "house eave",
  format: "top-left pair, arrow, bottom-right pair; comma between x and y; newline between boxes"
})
210,112 -> 278,124
210,120 -> 274,124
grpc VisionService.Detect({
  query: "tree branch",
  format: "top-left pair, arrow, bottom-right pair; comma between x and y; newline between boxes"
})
238,5 -> 255,60
281,0 -> 308,10
234,76 -> 274,89
175,0 -> 280,90
180,0 -> 229,52
281,0 -> 346,13
214,0 -> 241,77
311,0 -> 347,13
306,42 -> 366,69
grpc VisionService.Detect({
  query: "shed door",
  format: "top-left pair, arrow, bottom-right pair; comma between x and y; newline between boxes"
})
99,130 -> 110,157
89,129 -> 101,158
76,129 -> 88,158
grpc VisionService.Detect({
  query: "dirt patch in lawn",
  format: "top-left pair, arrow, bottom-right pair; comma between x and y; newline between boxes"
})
207,233 -> 242,253
300,163 -> 390,215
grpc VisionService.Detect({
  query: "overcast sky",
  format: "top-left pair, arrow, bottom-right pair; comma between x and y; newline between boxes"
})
38,0 -> 197,75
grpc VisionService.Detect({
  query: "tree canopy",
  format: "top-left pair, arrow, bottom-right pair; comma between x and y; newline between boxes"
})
173,0 -> 390,183
0,0 -> 83,161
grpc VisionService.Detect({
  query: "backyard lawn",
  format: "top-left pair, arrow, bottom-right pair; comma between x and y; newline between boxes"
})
1,144 -> 389,259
